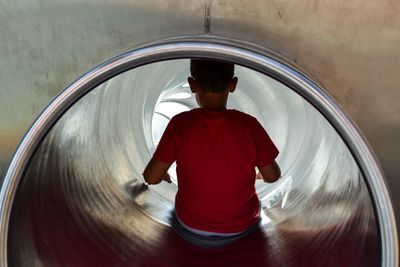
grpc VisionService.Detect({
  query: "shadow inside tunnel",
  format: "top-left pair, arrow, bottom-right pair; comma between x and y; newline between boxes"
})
14,190 -> 380,267
7,143 -> 381,267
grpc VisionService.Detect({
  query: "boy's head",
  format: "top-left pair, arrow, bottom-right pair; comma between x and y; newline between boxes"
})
189,59 -> 236,93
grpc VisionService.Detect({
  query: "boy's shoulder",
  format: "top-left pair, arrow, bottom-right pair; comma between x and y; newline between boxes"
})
168,109 -> 193,125
229,109 -> 256,119
170,109 -> 257,124
171,109 -> 193,120
223,109 -> 257,126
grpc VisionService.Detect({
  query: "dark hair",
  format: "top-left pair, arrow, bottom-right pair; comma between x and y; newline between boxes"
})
190,59 -> 235,93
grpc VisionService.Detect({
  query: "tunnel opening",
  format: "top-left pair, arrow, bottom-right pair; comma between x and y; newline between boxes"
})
0,41 -> 396,266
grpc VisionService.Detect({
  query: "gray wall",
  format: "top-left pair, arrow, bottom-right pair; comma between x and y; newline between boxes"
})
1,0 -> 399,233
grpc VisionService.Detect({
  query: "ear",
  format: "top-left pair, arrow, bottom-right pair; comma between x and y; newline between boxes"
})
188,77 -> 199,93
228,77 -> 238,93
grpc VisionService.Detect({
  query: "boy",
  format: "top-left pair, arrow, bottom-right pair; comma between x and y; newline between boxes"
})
143,59 -> 281,248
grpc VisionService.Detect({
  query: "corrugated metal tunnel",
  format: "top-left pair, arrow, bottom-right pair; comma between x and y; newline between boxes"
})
0,42 -> 397,266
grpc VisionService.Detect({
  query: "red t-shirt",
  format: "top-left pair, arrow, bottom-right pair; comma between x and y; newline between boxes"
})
153,108 -> 279,233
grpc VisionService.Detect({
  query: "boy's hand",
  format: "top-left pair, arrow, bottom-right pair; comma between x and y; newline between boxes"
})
143,158 -> 172,184
257,160 -> 281,183
163,173 -> 172,183
256,172 -> 263,180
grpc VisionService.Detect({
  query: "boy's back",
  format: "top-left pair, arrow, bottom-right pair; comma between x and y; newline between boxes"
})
153,108 -> 279,233
143,59 -> 280,245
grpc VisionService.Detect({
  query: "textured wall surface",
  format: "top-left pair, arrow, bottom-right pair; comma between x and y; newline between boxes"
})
1,0 -> 399,238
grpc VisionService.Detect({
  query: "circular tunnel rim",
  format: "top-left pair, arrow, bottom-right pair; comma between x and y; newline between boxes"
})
0,39 -> 397,266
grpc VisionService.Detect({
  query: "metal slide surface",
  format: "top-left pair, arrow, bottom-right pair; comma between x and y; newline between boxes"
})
8,59 -> 381,266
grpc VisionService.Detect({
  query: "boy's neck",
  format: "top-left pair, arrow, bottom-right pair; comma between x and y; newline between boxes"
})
200,105 -> 227,111
197,90 -> 229,111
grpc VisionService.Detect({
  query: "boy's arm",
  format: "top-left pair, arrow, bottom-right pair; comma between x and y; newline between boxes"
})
251,118 -> 280,183
142,158 -> 172,184
256,160 -> 281,183
143,116 -> 179,184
